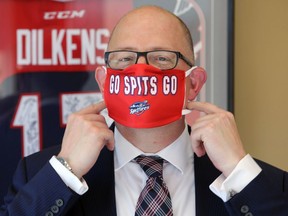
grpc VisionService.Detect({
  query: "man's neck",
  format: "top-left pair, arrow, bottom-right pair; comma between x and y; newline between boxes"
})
115,118 -> 186,153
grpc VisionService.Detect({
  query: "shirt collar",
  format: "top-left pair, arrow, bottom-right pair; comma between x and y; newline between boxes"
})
114,125 -> 193,174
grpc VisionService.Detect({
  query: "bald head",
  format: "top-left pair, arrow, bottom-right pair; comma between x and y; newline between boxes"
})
107,6 -> 195,64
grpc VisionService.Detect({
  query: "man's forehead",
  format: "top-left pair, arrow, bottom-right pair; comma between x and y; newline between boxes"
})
119,6 -> 174,23
115,9 -> 177,32
108,7 -> 184,49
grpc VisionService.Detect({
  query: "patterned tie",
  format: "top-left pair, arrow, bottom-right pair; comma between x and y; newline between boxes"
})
135,155 -> 173,216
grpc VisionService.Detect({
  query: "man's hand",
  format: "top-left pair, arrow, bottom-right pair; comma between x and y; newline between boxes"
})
188,101 -> 246,177
58,101 -> 114,179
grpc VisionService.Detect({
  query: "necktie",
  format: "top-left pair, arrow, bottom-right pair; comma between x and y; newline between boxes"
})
135,155 -> 173,216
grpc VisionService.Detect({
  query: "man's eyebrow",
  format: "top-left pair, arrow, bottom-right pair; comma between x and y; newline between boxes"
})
108,47 -> 137,51
108,47 -> 175,51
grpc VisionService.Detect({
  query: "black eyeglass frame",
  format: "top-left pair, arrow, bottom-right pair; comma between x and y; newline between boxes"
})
104,50 -> 193,70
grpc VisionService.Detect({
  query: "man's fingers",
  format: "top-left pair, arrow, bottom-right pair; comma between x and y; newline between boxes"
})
101,128 -> 115,151
78,101 -> 106,114
190,129 -> 206,157
106,139 -> 115,151
187,101 -> 223,114
95,128 -> 115,151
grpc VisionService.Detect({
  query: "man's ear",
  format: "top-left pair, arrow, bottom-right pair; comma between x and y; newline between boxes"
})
95,66 -> 107,94
187,66 -> 207,101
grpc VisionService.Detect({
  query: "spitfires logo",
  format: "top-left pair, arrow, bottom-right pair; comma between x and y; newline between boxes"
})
129,101 -> 150,115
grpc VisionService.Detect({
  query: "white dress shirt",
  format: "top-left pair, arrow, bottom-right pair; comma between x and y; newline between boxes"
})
49,125 -> 262,215
114,126 -> 196,216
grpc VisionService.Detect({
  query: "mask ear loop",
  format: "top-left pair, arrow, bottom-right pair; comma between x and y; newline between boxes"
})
99,66 -> 114,126
185,66 -> 197,77
97,66 -> 107,102
182,66 -> 198,115
102,66 -> 107,73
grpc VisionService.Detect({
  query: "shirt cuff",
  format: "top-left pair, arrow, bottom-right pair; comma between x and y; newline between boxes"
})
209,154 -> 262,202
49,156 -> 89,195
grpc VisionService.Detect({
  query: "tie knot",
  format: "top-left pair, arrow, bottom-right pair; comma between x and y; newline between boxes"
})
135,155 -> 164,178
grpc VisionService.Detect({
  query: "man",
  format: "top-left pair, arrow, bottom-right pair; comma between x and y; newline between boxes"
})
1,5 -> 288,216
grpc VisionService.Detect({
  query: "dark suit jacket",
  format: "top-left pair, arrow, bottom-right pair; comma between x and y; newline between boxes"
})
1,145 -> 288,216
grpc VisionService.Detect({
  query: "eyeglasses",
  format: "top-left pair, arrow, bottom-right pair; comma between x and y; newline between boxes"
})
104,50 -> 193,70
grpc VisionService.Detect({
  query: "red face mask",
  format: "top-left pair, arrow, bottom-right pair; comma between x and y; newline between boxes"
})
103,64 -> 193,128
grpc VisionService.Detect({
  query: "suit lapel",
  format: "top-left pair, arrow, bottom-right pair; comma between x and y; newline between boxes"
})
80,147 -> 117,216
194,154 -> 229,216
